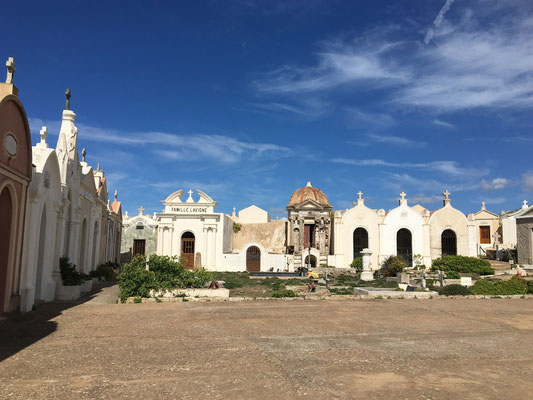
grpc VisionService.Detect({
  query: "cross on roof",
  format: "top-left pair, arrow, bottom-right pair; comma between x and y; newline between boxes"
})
5,57 -> 15,84
65,88 -> 71,110
443,190 -> 450,200
138,205 -> 145,215
523,200 -> 528,207
40,126 -> 48,144
114,190 -> 118,200
400,192 -> 406,201
81,148 -> 86,162
482,201 -> 486,209
188,189 -> 193,197
357,190 -> 363,200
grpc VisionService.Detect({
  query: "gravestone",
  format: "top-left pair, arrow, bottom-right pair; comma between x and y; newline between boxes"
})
398,272 -> 410,284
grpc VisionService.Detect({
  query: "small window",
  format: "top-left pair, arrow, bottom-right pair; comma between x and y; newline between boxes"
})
136,224 -> 144,230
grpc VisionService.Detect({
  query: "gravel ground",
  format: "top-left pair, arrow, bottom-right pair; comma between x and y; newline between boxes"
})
1,287 -> 532,400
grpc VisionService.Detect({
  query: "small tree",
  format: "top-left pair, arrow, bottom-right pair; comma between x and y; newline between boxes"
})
380,256 -> 407,277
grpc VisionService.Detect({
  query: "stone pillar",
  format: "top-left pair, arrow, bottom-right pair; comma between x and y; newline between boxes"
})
169,226 -> 174,257
360,248 -> 374,281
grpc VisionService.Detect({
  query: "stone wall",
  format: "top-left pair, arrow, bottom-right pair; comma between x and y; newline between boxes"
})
232,220 -> 287,252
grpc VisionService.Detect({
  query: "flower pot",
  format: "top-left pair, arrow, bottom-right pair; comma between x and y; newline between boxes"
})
81,280 -> 93,293
56,283 -> 82,300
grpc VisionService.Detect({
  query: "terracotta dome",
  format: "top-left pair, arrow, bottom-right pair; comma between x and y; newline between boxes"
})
288,182 -> 331,208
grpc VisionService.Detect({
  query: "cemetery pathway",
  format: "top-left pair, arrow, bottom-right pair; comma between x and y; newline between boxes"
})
1,297 -> 533,399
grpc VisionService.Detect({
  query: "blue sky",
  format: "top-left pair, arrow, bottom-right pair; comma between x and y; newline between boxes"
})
3,0 -> 533,218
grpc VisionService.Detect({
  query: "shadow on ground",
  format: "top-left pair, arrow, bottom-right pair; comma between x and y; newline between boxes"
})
0,281 -> 117,363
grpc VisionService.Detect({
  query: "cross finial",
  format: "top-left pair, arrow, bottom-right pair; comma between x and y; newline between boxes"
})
138,205 -> 145,215
65,88 -> 71,110
81,147 -> 86,162
400,192 -> 406,201
306,181 -> 312,187
114,189 -> 118,201
523,200 -> 528,208
481,201 -> 486,210
96,162 -> 100,171
443,190 -> 450,200
5,57 -> 15,84
357,191 -> 363,200
40,126 -> 48,144
188,189 -> 193,197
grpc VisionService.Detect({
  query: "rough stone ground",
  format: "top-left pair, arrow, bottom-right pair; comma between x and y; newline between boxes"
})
1,286 -> 533,400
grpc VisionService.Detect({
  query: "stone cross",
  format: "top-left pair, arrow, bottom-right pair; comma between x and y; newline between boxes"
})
5,57 -> 15,84
357,191 -> 363,200
96,162 -> 100,171
40,126 -> 48,145
114,189 -> 118,200
81,148 -> 86,162
232,206 -> 236,216
138,205 -> 145,215
523,200 -> 528,208
400,192 -> 406,201
443,190 -> 450,200
65,88 -> 71,110
482,201 -> 486,210
188,189 -> 193,198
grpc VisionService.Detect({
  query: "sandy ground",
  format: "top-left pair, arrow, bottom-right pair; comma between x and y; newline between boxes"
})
1,286 -> 532,400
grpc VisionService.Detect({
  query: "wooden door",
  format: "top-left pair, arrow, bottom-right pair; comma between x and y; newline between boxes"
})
181,232 -> 195,269
304,224 -> 315,248
479,226 -> 490,244
133,239 -> 146,256
246,246 -> 261,272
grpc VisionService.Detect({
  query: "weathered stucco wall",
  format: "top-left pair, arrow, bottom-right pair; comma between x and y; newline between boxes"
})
233,221 -> 287,253
517,217 -> 533,265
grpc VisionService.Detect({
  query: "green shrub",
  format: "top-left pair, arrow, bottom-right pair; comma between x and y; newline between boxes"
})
148,255 -> 213,289
117,257 -> 155,302
271,290 -> 296,298
91,261 -> 117,280
350,257 -> 363,272
59,256 -> 84,286
380,256 -> 407,277
528,281 -> 533,294
445,271 -> 460,279
471,276 -> 528,296
438,284 -> 472,296
133,297 -> 142,303
431,255 -> 494,276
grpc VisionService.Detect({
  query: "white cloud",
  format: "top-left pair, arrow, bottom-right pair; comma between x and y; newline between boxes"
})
471,197 -> 506,206
364,133 -> 426,147
522,172 -> 533,192
28,118 -> 291,164
409,194 -> 443,204
481,178 -> 508,190
252,4 -> 533,112
332,158 -> 488,177
424,0 -> 456,45
432,119 -> 454,128
347,108 -> 396,130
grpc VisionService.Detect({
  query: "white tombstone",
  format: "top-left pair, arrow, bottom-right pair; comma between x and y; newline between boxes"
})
460,277 -> 472,287
360,248 -> 374,281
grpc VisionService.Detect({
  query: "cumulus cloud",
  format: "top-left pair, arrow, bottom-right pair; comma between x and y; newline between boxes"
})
481,178 -> 509,190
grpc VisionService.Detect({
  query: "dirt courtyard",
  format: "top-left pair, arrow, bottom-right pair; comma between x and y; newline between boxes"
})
1,289 -> 533,399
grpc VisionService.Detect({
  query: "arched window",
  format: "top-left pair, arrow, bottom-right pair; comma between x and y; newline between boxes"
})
397,228 -> 412,265
441,229 -> 457,256
181,232 -> 195,269
246,246 -> 261,272
304,254 -> 317,268
353,227 -> 369,259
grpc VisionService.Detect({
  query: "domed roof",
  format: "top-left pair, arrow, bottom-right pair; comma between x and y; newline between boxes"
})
288,182 -> 331,208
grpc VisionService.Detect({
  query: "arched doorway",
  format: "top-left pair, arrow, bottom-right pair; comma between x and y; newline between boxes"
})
35,205 -> 47,301
304,255 -> 317,268
353,227 -> 369,259
397,228 -> 412,265
246,246 -> 261,272
0,188 -> 13,314
181,232 -> 195,269
79,219 -> 87,272
441,229 -> 457,256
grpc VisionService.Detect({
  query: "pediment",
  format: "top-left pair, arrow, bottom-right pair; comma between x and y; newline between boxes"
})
475,209 -> 498,219
517,206 -> 533,219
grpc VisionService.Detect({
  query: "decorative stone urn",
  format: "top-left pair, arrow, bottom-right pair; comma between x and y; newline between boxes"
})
360,248 -> 374,281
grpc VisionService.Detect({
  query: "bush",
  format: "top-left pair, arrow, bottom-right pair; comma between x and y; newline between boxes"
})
59,256 -> 84,286
380,256 -> 407,277
148,255 -> 214,289
350,257 -> 363,272
91,261 -> 117,281
431,255 -> 494,276
528,281 -> 533,294
271,290 -> 296,298
471,276 -> 528,296
438,284 -> 472,296
445,271 -> 460,279
117,257 -> 155,302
